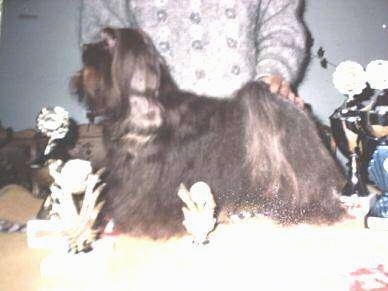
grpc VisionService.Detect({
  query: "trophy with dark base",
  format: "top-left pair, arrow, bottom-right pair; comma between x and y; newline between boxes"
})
331,59 -> 388,227
330,106 -> 369,197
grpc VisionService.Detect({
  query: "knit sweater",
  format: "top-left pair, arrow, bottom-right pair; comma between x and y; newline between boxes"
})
81,0 -> 307,98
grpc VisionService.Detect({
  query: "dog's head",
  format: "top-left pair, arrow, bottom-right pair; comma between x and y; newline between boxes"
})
71,28 -> 176,122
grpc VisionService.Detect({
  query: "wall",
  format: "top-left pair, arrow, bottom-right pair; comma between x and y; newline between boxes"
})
0,0 -> 83,130
299,0 -> 388,121
0,0 -> 388,130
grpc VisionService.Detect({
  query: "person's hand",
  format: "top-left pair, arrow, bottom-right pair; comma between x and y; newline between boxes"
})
261,75 -> 304,108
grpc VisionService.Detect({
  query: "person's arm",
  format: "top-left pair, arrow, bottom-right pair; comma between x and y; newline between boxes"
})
81,0 -> 136,44
255,0 -> 307,106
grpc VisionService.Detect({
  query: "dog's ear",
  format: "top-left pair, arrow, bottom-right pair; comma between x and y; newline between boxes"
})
129,95 -> 164,131
101,27 -> 117,50
107,28 -> 164,98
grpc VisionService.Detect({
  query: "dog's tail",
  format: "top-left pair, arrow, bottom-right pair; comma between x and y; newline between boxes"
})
237,81 -> 346,224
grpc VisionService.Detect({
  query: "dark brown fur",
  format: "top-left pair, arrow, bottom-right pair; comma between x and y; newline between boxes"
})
71,28 -> 346,239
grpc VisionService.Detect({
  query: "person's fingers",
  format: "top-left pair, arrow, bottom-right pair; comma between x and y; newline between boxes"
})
261,75 -> 281,94
287,91 -> 296,104
279,81 -> 291,100
294,96 -> 305,108
260,75 -> 305,108
276,81 -> 305,109
278,84 -> 305,109
269,76 -> 283,94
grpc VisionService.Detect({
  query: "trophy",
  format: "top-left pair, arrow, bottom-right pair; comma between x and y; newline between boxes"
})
330,60 -> 370,196
330,106 -> 368,196
331,59 -> 388,217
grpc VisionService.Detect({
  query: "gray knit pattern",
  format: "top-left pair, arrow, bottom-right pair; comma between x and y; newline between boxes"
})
81,0 -> 306,98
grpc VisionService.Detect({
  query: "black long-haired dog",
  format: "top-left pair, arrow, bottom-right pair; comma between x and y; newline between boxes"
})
71,28 -> 346,239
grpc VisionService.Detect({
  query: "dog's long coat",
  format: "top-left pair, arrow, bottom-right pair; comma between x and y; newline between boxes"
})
71,28 -> 345,238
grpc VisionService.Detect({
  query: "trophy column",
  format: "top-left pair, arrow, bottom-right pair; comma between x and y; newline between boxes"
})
330,107 -> 369,197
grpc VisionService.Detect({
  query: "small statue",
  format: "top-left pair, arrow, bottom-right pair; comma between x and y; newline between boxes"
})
28,106 -> 105,253
177,181 -> 217,245
28,159 -> 105,253
36,106 -> 70,155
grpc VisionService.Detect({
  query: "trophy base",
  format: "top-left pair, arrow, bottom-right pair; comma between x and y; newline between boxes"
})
369,194 -> 388,218
366,216 -> 388,231
341,180 -> 369,197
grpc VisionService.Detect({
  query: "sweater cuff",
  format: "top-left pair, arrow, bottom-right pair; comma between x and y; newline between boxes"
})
255,59 -> 293,84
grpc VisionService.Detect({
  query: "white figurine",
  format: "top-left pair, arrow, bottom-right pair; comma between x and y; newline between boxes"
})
36,106 -> 70,155
177,181 -> 217,244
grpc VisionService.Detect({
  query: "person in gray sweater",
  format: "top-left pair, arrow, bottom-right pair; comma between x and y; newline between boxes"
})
80,0 -> 307,106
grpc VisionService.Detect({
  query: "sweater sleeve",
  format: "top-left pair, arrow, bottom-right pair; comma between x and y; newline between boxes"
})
80,0 -> 137,44
255,0 -> 307,84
